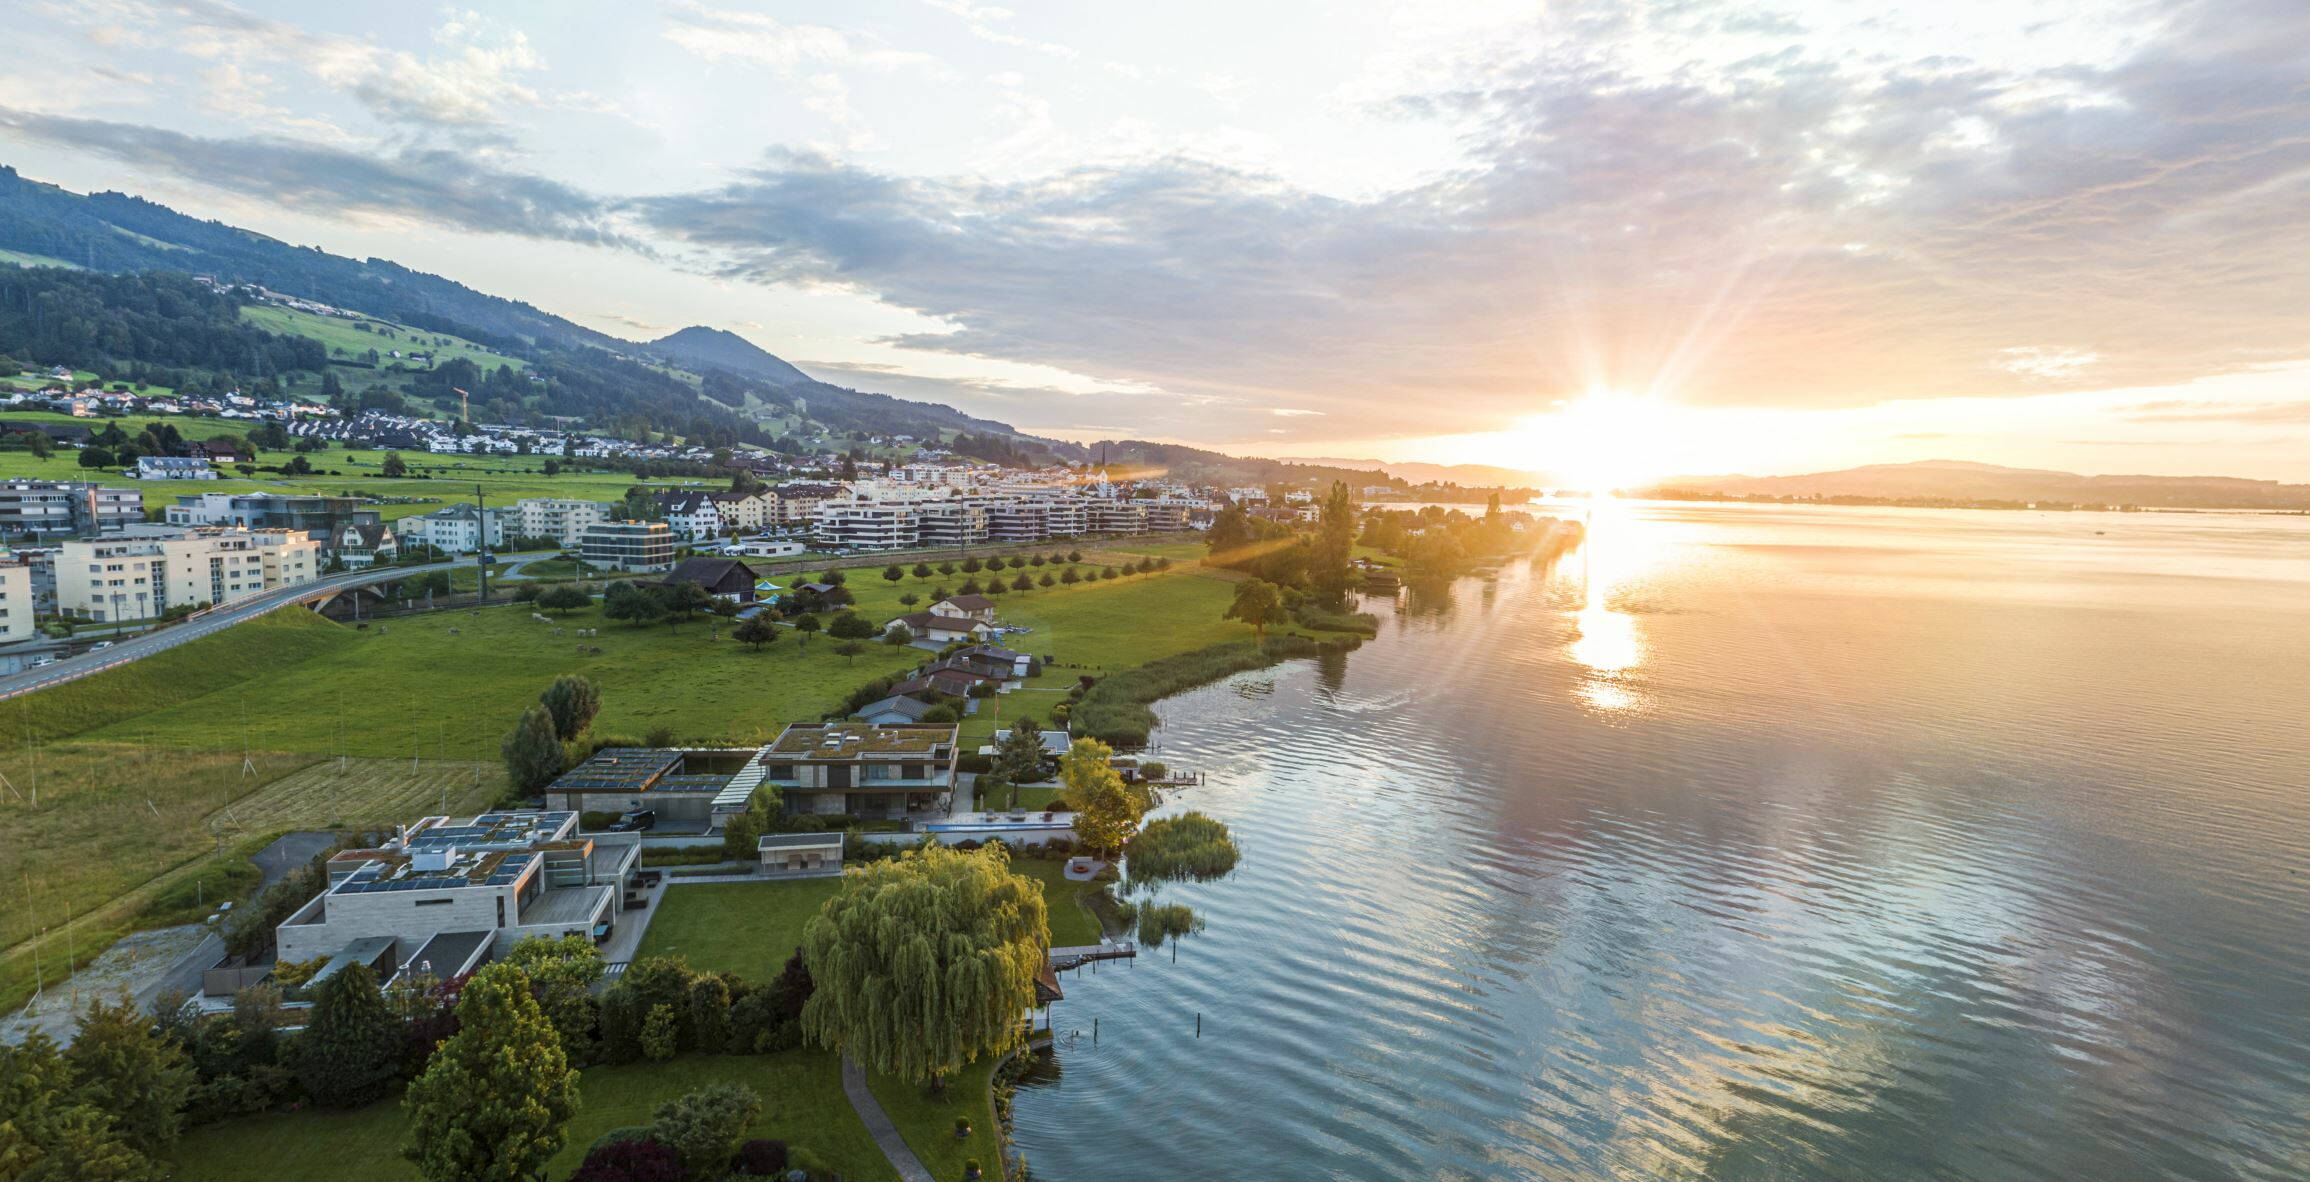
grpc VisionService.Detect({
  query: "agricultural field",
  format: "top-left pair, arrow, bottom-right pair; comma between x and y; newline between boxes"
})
0,247 -> 79,270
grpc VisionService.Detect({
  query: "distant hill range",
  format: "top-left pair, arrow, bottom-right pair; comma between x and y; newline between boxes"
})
1647,459 -> 2310,511
1292,456 -> 1548,489
0,164 -> 1055,449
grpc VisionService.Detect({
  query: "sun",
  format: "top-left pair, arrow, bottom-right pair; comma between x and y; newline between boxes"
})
1536,389 -> 1674,493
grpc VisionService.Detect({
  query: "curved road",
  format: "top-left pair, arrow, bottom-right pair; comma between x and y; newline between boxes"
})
0,556 -> 484,703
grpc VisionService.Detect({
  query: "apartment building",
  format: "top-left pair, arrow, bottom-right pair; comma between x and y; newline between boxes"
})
814,494 -> 918,550
0,480 -> 145,537
914,497 -> 988,548
404,503 -> 506,555
56,526 -> 320,620
513,497 -> 609,547
165,492 -> 382,540
273,810 -> 641,975
0,551 -> 35,642
771,482 -> 841,527
580,520 -> 676,572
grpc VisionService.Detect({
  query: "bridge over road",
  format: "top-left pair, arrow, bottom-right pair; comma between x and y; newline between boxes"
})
0,556 -> 491,704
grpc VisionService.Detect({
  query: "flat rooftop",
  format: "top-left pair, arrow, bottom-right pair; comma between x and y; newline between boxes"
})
523,884 -> 610,927
769,724 -> 958,759
406,811 -> 577,851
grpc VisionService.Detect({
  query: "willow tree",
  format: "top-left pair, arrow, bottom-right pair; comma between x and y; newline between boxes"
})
801,844 -> 1047,1085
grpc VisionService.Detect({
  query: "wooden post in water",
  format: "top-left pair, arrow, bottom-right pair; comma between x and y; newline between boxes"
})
1195,1012 -> 1201,1038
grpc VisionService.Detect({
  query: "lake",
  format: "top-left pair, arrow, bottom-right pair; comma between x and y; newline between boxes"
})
1009,500 -> 2310,1181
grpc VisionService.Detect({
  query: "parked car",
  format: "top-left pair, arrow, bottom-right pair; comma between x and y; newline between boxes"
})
89,641 -> 114,651
28,654 -> 56,668
609,809 -> 656,832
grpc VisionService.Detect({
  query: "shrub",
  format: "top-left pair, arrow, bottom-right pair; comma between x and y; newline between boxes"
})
640,1004 -> 680,1061
1125,812 -> 1239,885
649,1083 -> 762,1180
570,1137 -> 684,1182
735,1139 -> 789,1175
1070,636 -> 1348,746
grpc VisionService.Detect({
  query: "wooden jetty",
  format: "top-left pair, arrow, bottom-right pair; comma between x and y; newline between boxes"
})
1048,942 -> 1137,972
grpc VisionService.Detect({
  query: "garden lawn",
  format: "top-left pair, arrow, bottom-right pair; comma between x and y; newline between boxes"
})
867,1058 -> 1002,1182
634,879 -> 844,981
1014,858 -> 1105,947
168,1052 -> 895,1182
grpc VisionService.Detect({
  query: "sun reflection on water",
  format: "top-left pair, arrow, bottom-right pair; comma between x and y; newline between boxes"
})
1567,494 -> 1653,710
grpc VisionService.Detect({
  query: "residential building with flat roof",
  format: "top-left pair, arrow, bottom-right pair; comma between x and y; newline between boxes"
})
513,497 -> 610,547
56,525 -> 318,620
0,480 -> 144,537
762,722 -> 961,819
580,519 -> 676,572
404,503 -> 506,555
0,552 -> 33,642
274,810 -> 641,976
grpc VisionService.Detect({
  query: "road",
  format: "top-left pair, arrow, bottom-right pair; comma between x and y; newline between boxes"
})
0,556 -> 487,703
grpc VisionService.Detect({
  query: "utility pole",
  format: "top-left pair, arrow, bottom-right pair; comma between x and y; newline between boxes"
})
474,482 -> 489,603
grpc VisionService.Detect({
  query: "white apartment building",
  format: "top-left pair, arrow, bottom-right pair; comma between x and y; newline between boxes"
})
404,504 -> 507,555
57,526 -> 319,621
513,498 -> 609,548
0,481 -> 144,537
0,552 -> 35,642
771,483 -> 841,527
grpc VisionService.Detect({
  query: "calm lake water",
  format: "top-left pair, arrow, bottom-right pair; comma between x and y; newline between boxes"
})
1009,500 -> 2310,1181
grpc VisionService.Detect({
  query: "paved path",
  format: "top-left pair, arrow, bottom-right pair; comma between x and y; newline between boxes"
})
840,1055 -> 936,1182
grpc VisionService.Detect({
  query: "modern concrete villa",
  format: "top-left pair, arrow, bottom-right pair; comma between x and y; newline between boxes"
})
540,724 -> 964,828
271,811 -> 641,987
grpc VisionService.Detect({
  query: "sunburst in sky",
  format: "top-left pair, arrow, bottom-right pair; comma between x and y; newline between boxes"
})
3,0 -> 2306,479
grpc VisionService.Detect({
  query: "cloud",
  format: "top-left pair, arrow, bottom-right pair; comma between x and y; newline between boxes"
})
0,105 -> 626,245
663,3 -> 936,72
631,0 -> 2310,442
2120,400 -> 2310,424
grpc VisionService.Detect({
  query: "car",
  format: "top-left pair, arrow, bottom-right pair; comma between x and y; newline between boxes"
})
89,641 -> 114,651
610,808 -> 656,832
28,654 -> 57,668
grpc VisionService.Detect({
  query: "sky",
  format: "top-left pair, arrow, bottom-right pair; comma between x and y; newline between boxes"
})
2,0 -> 2308,481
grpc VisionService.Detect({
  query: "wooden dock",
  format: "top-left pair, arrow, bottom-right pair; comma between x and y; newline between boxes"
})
1048,942 -> 1137,971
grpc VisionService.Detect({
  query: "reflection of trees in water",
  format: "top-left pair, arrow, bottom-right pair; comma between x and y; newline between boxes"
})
1315,646 -> 1350,696
1010,1044 -> 1064,1088
1405,581 -> 1457,618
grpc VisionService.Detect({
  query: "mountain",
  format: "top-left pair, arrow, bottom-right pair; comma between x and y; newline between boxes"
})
1293,456 -> 1548,488
648,327 -> 814,387
1648,459 -> 2310,510
0,164 -> 1060,450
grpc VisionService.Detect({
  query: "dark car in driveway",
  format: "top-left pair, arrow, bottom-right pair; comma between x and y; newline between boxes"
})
608,808 -> 656,832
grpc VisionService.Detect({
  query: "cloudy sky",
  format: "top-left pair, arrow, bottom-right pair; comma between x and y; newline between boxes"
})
4,0 -> 2308,479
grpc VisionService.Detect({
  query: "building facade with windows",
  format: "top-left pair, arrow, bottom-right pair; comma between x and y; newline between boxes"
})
580,520 -> 676,572
0,481 -> 145,538
513,498 -> 610,547
404,504 -> 506,555
0,552 -> 35,642
56,526 -> 320,620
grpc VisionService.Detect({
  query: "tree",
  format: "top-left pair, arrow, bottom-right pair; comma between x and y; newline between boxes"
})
570,1139 -> 684,1182
929,585 -> 951,601
659,581 -> 712,629
640,1005 -> 679,1061
66,996 -> 194,1160
298,961 -> 404,1108
381,451 -> 408,477
912,562 -> 933,579
898,592 -> 920,608
997,714 -> 1047,785
1066,549 -> 1082,563
733,615 -> 777,651
501,704 -> 565,792
793,614 -> 821,650
1225,577 -> 1284,641
961,556 -> 982,574
0,1033 -> 154,1182
538,586 -> 591,616
648,1083 -> 761,1179
833,641 -> 865,664
1062,737 -> 1148,856
540,674 -> 602,741
1312,480 -> 1356,602
603,582 -> 666,628
1038,573 -> 1055,588
937,562 -> 956,577
827,612 -> 876,640
79,445 -> 115,469
1059,567 -> 1080,585
401,963 -> 579,1182
501,936 -> 606,1065
802,845 -> 1047,1085
882,564 -> 904,585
